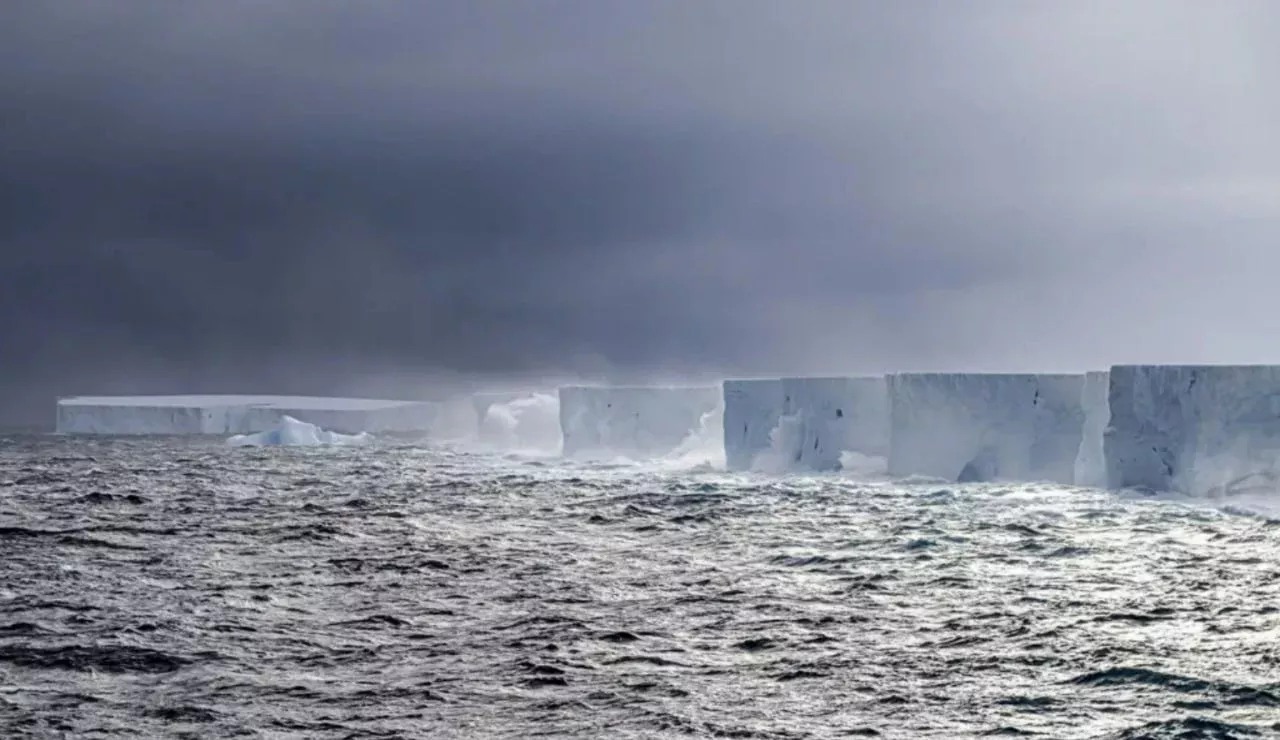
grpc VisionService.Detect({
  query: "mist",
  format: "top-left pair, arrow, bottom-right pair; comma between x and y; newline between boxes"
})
3,0 -> 1278,427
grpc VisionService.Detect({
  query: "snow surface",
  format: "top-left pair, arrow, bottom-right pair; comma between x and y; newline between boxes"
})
1104,365 -> 1280,495
226,416 -> 373,447
722,377 -> 887,472
887,373 -> 1086,484
1073,371 -> 1110,488
55,395 -> 436,435
558,385 -> 720,458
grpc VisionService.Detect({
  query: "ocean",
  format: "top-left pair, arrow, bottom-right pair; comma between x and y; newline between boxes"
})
1,435 -> 1278,738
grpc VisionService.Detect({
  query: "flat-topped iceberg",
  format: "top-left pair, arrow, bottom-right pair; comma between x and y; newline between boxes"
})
1105,364 -> 1280,495
55,394 -> 436,435
722,379 -> 787,471
722,376 -> 888,473
887,373 -> 1086,484
226,416 -> 372,447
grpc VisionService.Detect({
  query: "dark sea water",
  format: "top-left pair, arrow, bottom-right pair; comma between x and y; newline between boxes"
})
2,435 -> 1280,739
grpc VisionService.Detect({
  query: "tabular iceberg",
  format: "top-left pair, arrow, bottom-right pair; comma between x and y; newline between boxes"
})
227,416 -> 372,447
784,376 -> 889,472
722,379 -> 786,471
1073,371 -> 1110,488
55,395 -> 437,436
558,385 -> 720,458
1104,365 -> 1280,495
887,373 -> 1085,484
722,376 -> 888,472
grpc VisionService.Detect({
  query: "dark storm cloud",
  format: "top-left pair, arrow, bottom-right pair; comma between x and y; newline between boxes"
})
2,1 -> 1279,424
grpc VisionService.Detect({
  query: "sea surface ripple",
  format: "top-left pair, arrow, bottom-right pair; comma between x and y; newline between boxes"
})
1,435 -> 1279,738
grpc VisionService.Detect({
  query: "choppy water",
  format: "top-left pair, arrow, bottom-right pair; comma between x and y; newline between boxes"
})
2,436 -> 1280,739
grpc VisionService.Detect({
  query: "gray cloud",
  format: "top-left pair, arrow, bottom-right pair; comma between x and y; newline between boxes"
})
2,0 -> 1278,425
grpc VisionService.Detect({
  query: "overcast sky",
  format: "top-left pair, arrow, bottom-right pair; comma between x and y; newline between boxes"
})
2,1 -> 1278,424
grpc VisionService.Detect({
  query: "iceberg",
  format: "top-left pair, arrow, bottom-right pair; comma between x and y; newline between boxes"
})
1104,365 -> 1280,495
55,395 -> 437,436
783,376 -> 888,472
1073,371 -> 1110,488
226,415 -> 372,447
887,373 -> 1086,484
722,379 -> 787,471
558,385 -> 720,458
723,376 -> 888,472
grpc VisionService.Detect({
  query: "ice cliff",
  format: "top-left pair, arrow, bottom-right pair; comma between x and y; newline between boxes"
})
887,373 -> 1086,484
1104,365 -> 1280,495
558,385 -> 720,458
723,376 -> 887,472
55,395 -> 436,436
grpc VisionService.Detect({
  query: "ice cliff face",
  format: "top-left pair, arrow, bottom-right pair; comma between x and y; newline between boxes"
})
722,377 -> 887,473
558,385 -> 721,458
783,377 -> 888,472
1105,365 -> 1280,495
1073,371 -> 1110,488
55,395 -> 436,436
887,373 -> 1086,484
722,379 -> 786,471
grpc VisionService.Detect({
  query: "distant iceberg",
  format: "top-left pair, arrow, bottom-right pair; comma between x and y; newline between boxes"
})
56,394 -> 436,436
226,416 -> 372,447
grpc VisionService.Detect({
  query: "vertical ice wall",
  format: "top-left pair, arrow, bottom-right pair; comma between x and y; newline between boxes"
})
722,379 -> 786,471
54,395 -> 437,435
56,401 -> 222,435
783,376 -> 889,472
722,376 -> 888,472
558,385 -> 721,458
1104,365 -> 1280,494
887,373 -> 1086,484
1073,371 -> 1110,488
